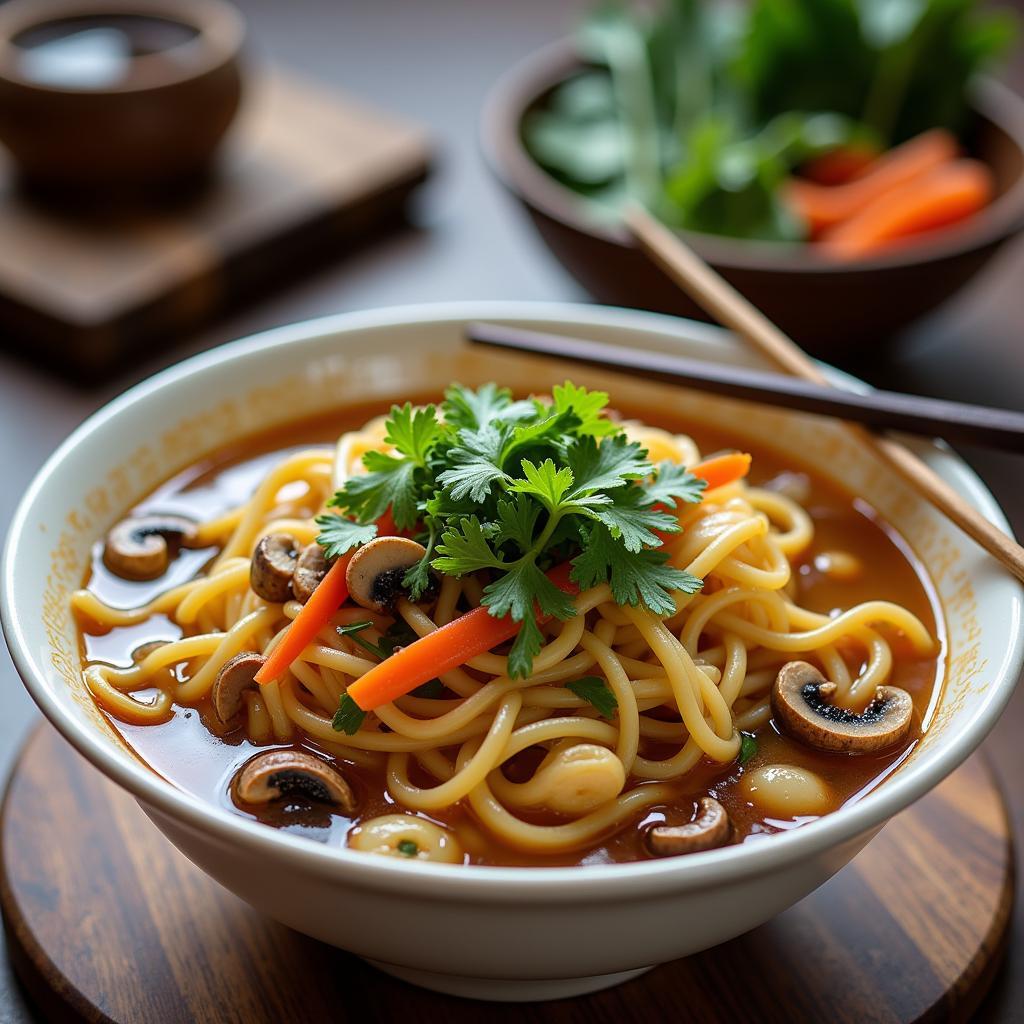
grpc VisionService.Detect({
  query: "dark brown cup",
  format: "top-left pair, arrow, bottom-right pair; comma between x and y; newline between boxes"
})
0,0 -> 244,194
482,41 -> 1024,360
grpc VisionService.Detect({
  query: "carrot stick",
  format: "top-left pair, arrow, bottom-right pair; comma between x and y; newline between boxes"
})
346,562 -> 578,711
690,452 -> 752,492
800,144 -> 880,186
783,129 -> 958,236
255,510 -> 395,685
820,160 -> 993,260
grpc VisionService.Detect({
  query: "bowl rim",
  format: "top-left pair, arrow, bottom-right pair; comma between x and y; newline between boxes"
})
3,300 -> 1022,902
480,38 -> 1024,275
0,0 -> 244,96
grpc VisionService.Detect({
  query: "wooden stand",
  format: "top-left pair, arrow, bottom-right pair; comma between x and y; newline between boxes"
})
0,70 -> 430,380
0,724 -> 1013,1022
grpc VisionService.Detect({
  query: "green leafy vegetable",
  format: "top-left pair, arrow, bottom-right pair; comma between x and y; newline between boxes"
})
319,382 -> 706,678
315,515 -> 378,561
566,676 -> 619,718
739,731 -> 758,765
397,839 -> 419,856
336,621 -> 389,660
522,0 -> 1015,241
333,693 -> 367,735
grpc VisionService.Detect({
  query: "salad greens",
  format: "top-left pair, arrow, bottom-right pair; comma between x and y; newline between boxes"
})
317,382 -> 706,679
523,0 -> 1015,240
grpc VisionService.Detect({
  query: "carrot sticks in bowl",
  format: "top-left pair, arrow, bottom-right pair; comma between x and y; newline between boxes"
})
783,129 -> 994,259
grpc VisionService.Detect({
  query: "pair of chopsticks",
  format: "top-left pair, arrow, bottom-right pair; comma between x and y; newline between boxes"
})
466,204 -> 1024,583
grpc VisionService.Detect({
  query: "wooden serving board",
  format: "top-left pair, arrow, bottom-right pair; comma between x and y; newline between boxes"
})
0,70 -> 430,380
0,724 -> 1013,1023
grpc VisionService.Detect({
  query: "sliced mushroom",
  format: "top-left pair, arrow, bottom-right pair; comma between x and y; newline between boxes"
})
771,660 -> 914,754
211,651 -> 266,724
345,536 -> 427,612
250,533 -> 300,602
644,796 -> 732,857
292,543 -> 330,604
234,750 -> 356,812
103,514 -> 197,580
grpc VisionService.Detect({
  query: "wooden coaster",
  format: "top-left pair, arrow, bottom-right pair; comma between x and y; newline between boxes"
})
0,724 -> 1012,1023
0,70 -> 430,379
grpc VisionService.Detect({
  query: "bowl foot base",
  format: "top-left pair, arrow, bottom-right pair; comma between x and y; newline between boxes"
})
364,959 -> 654,1000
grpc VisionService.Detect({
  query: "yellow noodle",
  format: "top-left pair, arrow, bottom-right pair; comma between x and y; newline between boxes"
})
76,413 -> 938,863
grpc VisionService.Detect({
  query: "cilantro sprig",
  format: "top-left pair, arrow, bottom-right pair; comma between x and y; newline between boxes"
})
317,382 -> 706,678
566,676 -> 619,718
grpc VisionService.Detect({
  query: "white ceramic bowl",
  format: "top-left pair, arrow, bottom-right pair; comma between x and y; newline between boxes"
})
3,302 -> 1022,1002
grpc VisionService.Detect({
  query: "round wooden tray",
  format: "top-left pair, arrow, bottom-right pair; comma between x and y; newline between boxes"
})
0,724 -> 1014,1023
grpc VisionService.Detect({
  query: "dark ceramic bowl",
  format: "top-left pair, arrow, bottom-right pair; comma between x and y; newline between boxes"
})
0,0 -> 244,194
482,41 -> 1024,358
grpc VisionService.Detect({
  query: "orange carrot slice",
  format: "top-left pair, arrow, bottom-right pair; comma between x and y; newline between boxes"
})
690,452 -> 752,492
255,510 -> 395,685
783,129 -> 959,236
800,144 -> 880,186
820,159 -> 993,260
346,562 -> 578,711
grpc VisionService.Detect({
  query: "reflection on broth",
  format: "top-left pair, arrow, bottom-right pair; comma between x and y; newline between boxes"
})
72,385 -> 943,868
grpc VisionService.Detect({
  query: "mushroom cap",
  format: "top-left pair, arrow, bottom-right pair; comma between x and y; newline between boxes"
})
250,533 -> 299,603
644,796 -> 732,857
211,651 -> 266,724
234,749 -> 356,813
345,536 -> 427,612
771,660 -> 914,754
293,543 -> 330,604
103,514 -> 197,580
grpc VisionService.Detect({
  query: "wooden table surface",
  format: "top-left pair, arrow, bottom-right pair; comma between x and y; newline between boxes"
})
0,1 -> 1022,1020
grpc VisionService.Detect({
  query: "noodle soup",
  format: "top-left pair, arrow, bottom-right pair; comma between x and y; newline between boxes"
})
72,387 -> 942,868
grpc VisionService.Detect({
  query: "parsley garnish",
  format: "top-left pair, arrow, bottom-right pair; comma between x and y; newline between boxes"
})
332,693 -> 366,735
739,732 -> 758,765
336,621 -> 388,660
318,382 -> 706,678
397,839 -> 419,856
566,676 -> 619,718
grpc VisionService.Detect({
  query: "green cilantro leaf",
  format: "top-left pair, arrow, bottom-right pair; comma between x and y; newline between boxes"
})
332,693 -> 367,735
383,403 -> 444,463
552,381 -> 618,437
315,514 -> 378,560
483,560 -> 577,623
592,486 -> 679,552
646,461 -> 708,507
566,676 -> 619,718
508,614 -> 545,680
494,495 -> 542,551
482,561 -> 577,678
330,450 -> 419,529
566,434 -> 649,495
433,516 -> 506,575
337,621 -> 388,660
442,382 -> 534,431
571,525 -> 702,615
402,527 -> 436,602
510,459 -> 575,512
739,732 -> 758,765
437,450 -> 510,502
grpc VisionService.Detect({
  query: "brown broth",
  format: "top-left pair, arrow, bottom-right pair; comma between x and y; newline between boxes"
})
76,398 -> 945,867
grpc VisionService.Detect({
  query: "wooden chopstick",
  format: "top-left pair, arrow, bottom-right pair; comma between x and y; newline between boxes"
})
623,203 -> 1024,584
466,322 -> 1024,453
